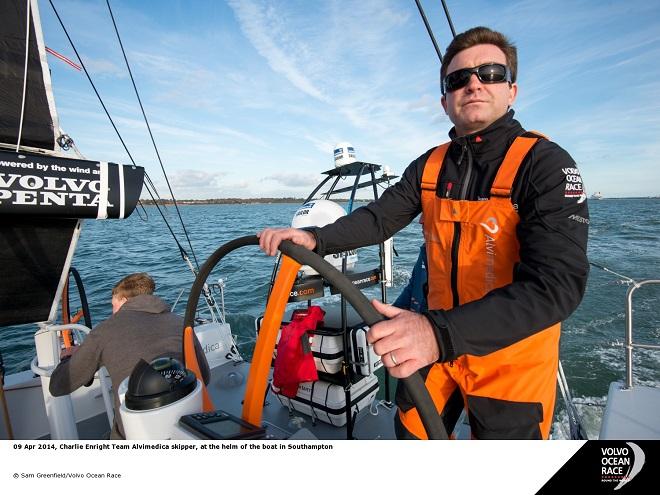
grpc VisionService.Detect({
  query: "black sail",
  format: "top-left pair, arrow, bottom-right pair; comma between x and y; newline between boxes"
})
0,0 -> 57,150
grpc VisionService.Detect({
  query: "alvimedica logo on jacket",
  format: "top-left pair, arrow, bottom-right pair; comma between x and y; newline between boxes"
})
480,216 -> 499,293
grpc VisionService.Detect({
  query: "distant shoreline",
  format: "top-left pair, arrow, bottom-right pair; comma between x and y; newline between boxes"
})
141,198 -> 304,205
140,197 -> 372,205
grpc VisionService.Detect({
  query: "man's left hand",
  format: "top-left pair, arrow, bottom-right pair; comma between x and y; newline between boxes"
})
367,299 -> 440,378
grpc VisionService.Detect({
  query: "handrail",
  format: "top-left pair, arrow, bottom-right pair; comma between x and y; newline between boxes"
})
625,279 -> 660,389
32,323 -> 114,427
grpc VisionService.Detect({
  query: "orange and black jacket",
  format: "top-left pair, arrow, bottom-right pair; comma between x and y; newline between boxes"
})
308,110 -> 589,361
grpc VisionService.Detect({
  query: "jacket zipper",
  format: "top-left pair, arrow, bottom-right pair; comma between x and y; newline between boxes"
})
449,142 -> 473,308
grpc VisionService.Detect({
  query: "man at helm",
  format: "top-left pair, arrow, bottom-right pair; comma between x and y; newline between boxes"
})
258,27 -> 589,439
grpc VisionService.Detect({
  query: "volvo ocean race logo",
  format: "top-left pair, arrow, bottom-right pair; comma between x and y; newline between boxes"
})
601,442 -> 646,490
562,166 -> 587,203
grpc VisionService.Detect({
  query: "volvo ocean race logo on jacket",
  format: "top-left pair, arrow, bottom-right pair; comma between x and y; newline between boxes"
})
562,166 -> 587,203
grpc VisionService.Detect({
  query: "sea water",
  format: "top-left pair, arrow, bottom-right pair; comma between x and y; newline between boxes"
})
1,199 -> 658,439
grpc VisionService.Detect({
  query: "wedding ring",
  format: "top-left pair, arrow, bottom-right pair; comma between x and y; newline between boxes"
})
390,351 -> 399,366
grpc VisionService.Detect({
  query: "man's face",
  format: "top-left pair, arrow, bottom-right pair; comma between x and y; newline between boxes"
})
111,295 -> 127,314
441,44 -> 517,136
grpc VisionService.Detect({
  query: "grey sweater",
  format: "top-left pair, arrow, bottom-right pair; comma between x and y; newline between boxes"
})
49,294 -> 210,439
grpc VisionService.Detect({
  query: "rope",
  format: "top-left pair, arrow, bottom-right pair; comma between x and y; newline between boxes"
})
16,0 -> 32,152
140,177 -> 220,323
142,177 -> 189,260
48,1 -> 189,257
58,126 -> 84,158
557,361 -> 588,439
48,0 -> 138,166
106,0 -> 200,269
134,200 -> 148,221
590,262 -> 638,286
143,171 -> 165,204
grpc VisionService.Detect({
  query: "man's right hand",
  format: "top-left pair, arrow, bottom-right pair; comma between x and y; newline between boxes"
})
257,227 -> 316,256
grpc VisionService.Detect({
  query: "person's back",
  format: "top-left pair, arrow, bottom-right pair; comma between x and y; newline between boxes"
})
90,294 -> 184,397
49,274 -> 209,439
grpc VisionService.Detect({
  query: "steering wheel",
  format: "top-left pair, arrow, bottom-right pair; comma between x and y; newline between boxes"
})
183,235 -> 447,440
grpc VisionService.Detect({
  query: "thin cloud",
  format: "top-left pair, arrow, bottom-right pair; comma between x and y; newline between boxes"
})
227,0 -> 420,129
80,57 -> 126,79
263,173 -> 319,187
169,169 -> 226,188
227,0 -> 327,102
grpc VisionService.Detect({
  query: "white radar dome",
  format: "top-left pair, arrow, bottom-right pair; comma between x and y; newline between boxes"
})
333,142 -> 357,168
291,199 -> 358,276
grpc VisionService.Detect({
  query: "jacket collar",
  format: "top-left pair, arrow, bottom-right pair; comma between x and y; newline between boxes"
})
447,110 -> 524,169
119,294 -> 170,314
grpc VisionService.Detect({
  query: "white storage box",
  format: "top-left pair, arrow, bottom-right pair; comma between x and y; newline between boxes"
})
309,328 -> 344,374
275,326 -> 378,375
350,326 -> 383,376
273,374 -> 379,427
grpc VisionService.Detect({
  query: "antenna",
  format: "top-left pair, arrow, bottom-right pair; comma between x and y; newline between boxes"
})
441,0 -> 457,38
413,0 -> 443,62
412,0 -> 459,64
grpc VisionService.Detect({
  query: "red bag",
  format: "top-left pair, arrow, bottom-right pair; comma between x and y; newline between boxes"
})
272,306 -> 325,398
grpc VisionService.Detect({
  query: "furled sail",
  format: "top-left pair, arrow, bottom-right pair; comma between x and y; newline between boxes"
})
0,0 -> 59,150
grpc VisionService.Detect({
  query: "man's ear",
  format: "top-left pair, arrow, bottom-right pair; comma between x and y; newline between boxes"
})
441,94 -> 448,114
112,295 -> 128,314
508,82 -> 518,107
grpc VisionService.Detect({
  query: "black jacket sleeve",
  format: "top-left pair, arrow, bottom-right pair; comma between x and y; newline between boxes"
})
429,141 -> 589,360
311,150 -> 433,256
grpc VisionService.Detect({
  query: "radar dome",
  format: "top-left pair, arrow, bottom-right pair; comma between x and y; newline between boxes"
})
333,142 -> 357,168
291,200 -> 357,275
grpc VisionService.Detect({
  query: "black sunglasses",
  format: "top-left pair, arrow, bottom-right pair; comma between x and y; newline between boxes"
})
442,63 -> 512,94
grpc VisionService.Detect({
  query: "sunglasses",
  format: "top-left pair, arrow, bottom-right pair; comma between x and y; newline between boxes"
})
442,63 -> 512,94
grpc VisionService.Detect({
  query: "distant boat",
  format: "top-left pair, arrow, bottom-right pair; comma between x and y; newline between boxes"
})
591,192 -> 603,200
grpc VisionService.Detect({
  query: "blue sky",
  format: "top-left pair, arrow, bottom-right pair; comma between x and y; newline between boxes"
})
39,0 -> 660,199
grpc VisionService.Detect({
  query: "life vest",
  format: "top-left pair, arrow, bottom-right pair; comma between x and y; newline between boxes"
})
400,134 -> 561,439
272,306 -> 325,398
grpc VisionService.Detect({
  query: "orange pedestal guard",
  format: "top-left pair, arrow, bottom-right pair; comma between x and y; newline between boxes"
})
61,279 -> 73,348
184,326 -> 214,412
242,255 -> 301,426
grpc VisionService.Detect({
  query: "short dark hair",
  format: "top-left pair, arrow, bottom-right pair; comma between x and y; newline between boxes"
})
112,273 -> 155,299
441,26 -> 518,84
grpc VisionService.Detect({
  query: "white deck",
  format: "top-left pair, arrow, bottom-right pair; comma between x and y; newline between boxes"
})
599,381 -> 660,439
